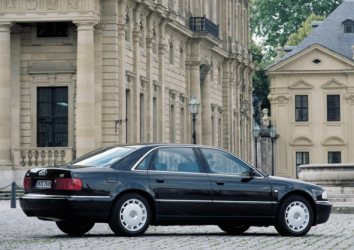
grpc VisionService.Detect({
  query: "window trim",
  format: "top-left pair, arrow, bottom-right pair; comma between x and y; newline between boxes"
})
295,95 -> 309,122
328,151 -> 341,164
296,152 -> 309,178
327,94 -> 340,122
30,78 -> 74,148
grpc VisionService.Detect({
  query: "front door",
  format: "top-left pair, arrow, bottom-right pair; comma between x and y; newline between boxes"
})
199,148 -> 272,220
148,147 -> 212,219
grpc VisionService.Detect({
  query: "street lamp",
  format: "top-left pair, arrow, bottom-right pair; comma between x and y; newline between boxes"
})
189,95 -> 200,144
270,124 -> 276,176
252,123 -> 260,168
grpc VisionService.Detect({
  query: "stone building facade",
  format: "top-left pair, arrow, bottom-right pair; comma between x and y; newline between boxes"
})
265,0 -> 354,179
0,0 -> 257,186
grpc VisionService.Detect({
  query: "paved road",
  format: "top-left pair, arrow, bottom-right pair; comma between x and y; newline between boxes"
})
1,201 -> 354,250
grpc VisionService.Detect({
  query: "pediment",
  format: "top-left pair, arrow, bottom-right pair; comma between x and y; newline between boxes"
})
290,136 -> 314,146
321,79 -> 347,89
322,136 -> 346,146
289,79 -> 314,89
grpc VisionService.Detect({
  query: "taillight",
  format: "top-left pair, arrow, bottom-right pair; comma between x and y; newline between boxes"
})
54,178 -> 82,190
23,177 -> 32,189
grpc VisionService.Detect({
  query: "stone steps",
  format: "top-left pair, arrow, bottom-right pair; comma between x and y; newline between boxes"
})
328,193 -> 354,198
329,198 -> 354,203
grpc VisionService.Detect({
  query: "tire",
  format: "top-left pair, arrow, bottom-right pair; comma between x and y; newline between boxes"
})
218,225 -> 250,235
109,193 -> 151,236
274,195 -> 313,237
55,221 -> 95,236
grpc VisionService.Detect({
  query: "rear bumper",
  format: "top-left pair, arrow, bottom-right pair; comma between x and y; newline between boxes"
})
315,201 -> 332,225
20,194 -> 113,222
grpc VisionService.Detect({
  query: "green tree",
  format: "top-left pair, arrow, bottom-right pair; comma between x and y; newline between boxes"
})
251,40 -> 270,112
286,14 -> 326,46
250,0 -> 343,59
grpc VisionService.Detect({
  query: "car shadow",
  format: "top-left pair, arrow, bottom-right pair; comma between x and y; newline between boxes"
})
33,232 -> 282,239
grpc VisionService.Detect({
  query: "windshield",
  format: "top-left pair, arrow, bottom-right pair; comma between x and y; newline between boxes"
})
68,147 -> 135,167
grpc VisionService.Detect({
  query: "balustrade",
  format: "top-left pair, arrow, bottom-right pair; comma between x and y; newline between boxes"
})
189,16 -> 219,38
13,147 -> 74,168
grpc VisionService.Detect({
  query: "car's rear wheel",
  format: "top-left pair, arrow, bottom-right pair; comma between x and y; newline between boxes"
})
109,193 -> 151,236
55,221 -> 95,236
218,225 -> 250,235
274,195 -> 313,236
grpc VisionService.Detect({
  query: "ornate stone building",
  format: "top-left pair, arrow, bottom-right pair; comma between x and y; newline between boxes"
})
0,0 -> 257,186
266,0 -> 354,179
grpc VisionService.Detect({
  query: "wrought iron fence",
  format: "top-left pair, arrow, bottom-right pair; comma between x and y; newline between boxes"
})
189,16 -> 219,38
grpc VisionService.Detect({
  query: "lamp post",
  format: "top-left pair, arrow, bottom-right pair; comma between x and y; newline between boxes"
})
270,124 -> 276,176
189,95 -> 200,144
252,123 -> 260,168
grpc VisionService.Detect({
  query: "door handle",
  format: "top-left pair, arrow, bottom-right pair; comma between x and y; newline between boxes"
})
216,181 -> 224,186
155,179 -> 165,183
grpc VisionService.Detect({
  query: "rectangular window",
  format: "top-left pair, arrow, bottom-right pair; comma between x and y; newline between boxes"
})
295,95 -> 308,121
328,152 -> 341,164
140,94 -> 145,142
218,119 -> 222,147
37,87 -> 68,147
37,22 -> 69,37
327,95 -> 340,121
345,24 -> 353,33
296,152 -> 309,178
153,97 -> 158,142
170,105 -> 175,143
126,89 -> 131,143
181,108 -> 185,143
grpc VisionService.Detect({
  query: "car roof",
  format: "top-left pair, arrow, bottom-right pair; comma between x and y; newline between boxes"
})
108,143 -> 224,149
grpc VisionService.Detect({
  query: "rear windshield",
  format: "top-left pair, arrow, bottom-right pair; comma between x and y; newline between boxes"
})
68,147 -> 135,167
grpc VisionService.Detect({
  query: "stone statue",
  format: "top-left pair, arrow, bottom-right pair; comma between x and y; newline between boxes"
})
262,108 -> 271,126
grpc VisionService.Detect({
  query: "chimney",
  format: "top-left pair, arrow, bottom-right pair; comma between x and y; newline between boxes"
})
284,46 -> 297,54
311,21 -> 322,28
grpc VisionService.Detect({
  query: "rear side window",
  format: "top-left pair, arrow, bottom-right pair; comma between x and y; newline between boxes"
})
152,148 -> 200,173
136,152 -> 154,170
201,148 -> 250,175
69,147 -> 134,167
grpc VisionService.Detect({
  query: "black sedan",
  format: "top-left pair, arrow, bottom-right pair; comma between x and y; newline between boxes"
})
20,144 -> 332,237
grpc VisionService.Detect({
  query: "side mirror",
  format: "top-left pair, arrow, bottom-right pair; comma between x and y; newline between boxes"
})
249,168 -> 257,178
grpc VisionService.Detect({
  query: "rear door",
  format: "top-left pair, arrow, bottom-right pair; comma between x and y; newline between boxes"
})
199,148 -> 272,219
148,147 -> 212,219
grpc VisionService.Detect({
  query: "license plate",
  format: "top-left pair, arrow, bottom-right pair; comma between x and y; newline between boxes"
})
36,180 -> 52,189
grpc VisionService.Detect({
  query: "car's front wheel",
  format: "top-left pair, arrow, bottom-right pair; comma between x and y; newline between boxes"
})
218,225 -> 250,235
109,193 -> 151,236
275,195 -> 313,236
55,221 -> 95,236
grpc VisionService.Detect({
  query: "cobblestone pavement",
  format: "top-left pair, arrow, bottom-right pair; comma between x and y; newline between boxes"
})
1,201 -> 354,250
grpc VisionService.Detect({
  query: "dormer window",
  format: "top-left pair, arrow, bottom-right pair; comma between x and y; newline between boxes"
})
345,24 -> 353,33
342,19 -> 354,33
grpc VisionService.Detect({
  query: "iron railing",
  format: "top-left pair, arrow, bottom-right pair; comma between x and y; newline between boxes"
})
189,16 -> 219,38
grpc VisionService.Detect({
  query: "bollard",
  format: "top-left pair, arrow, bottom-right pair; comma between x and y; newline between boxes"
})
11,181 -> 16,209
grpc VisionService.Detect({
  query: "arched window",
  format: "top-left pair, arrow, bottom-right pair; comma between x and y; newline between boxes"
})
179,43 -> 184,69
170,39 -> 174,65
125,10 -> 132,42
153,29 -> 157,54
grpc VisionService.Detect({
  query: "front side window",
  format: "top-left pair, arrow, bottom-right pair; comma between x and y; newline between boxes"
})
152,148 -> 200,173
201,148 -> 251,176
295,95 -> 308,121
328,152 -> 341,164
327,95 -> 340,121
37,87 -> 68,147
296,152 -> 309,178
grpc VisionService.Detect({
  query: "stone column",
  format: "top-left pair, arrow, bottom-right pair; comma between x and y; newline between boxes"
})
11,25 -> 21,167
146,15 -> 155,143
117,24 -> 128,144
74,21 -> 97,157
158,21 -> 168,142
0,22 -> 13,167
221,59 -> 232,150
190,61 -> 202,144
201,68 -> 212,146
132,30 -> 142,142
94,24 -> 103,148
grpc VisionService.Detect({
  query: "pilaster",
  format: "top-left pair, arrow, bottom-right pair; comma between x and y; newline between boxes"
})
94,24 -> 103,148
74,21 -> 97,157
0,22 -> 13,167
